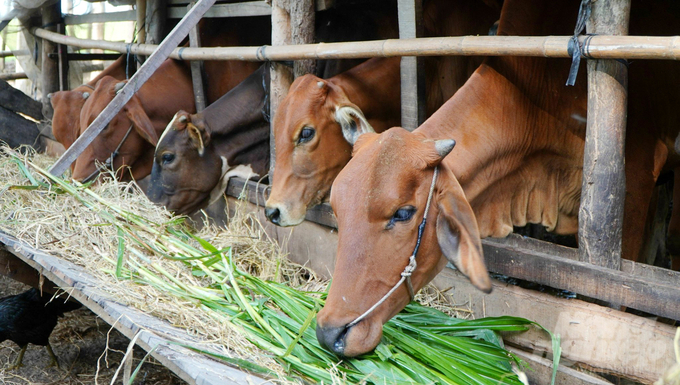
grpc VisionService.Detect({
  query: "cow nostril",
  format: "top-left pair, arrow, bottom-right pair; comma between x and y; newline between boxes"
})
316,324 -> 349,356
264,207 -> 281,225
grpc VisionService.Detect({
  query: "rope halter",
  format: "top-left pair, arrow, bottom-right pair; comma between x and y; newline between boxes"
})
81,124 -> 134,184
346,166 -> 439,329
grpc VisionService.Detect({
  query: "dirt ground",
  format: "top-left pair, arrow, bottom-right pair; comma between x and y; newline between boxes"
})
0,276 -> 186,385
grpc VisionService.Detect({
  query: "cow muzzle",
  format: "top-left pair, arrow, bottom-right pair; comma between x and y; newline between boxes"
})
263,201 -> 305,227
315,324 -> 348,356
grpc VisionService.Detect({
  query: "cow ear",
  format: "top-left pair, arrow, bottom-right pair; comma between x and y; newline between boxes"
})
124,97 -> 159,146
187,122 -> 209,156
335,104 -> 375,145
435,171 -> 492,293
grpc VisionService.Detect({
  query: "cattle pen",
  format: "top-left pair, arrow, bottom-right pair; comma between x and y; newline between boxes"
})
0,0 -> 679,384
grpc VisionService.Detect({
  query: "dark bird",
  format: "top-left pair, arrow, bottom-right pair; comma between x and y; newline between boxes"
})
0,288 -> 82,370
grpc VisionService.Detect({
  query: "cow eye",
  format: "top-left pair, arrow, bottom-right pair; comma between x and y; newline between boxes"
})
161,153 -> 175,165
387,206 -> 417,229
297,127 -> 315,144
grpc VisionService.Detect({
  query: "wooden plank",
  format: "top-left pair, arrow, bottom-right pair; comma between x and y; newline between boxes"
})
187,1 -> 206,112
578,0 -> 631,269
221,195 -> 677,384
507,347 -> 614,385
397,0 -> 425,130
48,0 -> 217,177
0,232 -> 271,385
224,178 -> 680,321
57,23 -> 69,91
41,2 -> 62,120
136,0 -> 146,45
64,10 -> 137,25
0,79 -> 43,120
168,2 -> 272,18
432,268 -> 677,384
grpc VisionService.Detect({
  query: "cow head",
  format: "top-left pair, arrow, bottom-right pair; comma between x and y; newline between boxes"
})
316,127 -> 491,357
50,87 -> 92,150
147,111 -> 230,214
265,75 -> 375,226
73,76 -> 159,182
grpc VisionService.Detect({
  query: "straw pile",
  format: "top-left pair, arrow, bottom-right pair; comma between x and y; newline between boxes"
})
0,147 -> 559,385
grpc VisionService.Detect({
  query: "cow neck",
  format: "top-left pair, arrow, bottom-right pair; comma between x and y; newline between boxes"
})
330,57 -> 402,129
417,62 -> 585,237
201,65 -> 269,138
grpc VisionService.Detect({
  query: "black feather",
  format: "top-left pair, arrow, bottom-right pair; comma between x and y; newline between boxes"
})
0,288 -> 81,348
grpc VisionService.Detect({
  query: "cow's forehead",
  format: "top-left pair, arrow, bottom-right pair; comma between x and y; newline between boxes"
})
334,129 -> 429,212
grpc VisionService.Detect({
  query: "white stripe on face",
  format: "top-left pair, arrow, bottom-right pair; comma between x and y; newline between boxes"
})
156,112 -> 182,155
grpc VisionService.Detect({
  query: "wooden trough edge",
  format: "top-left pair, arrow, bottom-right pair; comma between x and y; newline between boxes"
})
0,231 -> 271,385
226,177 -> 680,322
218,192 -> 678,384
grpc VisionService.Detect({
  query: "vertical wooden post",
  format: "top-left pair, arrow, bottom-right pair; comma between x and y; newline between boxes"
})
578,0 -> 631,270
145,0 -> 167,45
57,23 -> 69,91
41,1 -> 62,118
188,1 -> 205,112
397,0 -> 425,130
289,0 -> 315,77
136,0 -> 146,45
269,0 -> 293,178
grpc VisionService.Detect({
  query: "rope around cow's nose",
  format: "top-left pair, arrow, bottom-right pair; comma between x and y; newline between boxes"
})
346,166 -> 439,329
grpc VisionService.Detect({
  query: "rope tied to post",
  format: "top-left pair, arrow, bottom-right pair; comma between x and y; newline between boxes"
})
566,0 -> 591,86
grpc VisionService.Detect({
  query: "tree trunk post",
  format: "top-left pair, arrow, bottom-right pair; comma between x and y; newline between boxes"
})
578,0 -> 631,270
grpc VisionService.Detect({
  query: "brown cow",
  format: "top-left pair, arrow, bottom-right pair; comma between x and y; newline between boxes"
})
315,0 -> 680,357
264,0 -> 499,226
146,64 -> 270,214
74,59 -> 195,182
67,17 -> 270,183
50,55 -> 132,150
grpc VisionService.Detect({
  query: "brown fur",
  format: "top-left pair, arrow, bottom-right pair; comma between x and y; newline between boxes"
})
316,0 -> 680,357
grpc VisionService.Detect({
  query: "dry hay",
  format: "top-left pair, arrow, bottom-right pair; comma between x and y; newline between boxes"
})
0,147 -> 472,383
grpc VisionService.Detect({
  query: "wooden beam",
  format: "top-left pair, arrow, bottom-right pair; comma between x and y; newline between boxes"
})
41,2 -> 62,121
430,268 -> 677,384
507,347 -> 614,385
289,0 -> 315,77
0,232 -> 271,385
397,0 -> 425,130
145,0 -> 167,45
269,0 -> 293,179
187,1 -> 205,112
136,0 -> 146,45
64,10 -> 137,25
0,79 -> 43,120
168,2 -> 272,18
578,0 -> 631,269
48,0 -> 218,177
57,23 -> 69,91
0,72 -> 28,81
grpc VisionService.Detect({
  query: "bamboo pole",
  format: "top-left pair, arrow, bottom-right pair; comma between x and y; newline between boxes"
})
578,0 -> 631,270
31,28 -> 680,61
398,0 -> 425,130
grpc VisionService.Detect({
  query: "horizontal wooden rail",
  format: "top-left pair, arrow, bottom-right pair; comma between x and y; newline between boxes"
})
0,72 -> 27,80
226,177 -> 680,321
33,27 -> 680,61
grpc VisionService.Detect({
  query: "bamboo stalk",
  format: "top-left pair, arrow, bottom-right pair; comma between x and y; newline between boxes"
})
32,27 -> 680,61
